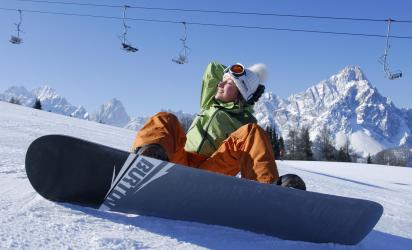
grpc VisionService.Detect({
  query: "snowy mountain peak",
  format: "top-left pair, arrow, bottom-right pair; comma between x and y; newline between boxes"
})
1,86 -> 35,106
0,85 -> 130,127
104,98 -> 123,109
321,66 -> 372,99
333,65 -> 367,83
5,86 -> 33,96
32,85 -> 59,101
255,65 -> 412,157
91,98 -> 131,127
0,85 -> 88,119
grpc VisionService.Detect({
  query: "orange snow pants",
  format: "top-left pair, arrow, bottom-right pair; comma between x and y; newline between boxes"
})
131,112 -> 279,184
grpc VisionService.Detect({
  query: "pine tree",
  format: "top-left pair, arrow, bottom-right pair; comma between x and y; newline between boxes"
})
300,127 -> 313,160
279,136 -> 285,160
266,126 -> 280,158
317,125 -> 336,161
272,129 -> 280,159
265,126 -> 272,141
367,154 -> 372,164
265,126 -> 272,148
286,129 -> 298,160
9,97 -> 21,105
294,130 -> 304,160
33,98 -> 42,110
337,147 -> 347,162
335,138 -> 353,162
344,138 -> 353,162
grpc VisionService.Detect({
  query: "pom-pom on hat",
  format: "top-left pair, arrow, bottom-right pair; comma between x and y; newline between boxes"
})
224,63 -> 267,101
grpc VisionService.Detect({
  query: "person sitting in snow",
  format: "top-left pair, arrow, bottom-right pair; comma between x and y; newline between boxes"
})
131,62 -> 305,190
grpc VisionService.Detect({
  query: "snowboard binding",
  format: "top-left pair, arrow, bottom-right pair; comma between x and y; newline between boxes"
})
276,174 -> 306,190
134,144 -> 169,161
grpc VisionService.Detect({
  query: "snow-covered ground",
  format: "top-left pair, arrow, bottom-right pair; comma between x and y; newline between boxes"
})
1,101 -> 412,249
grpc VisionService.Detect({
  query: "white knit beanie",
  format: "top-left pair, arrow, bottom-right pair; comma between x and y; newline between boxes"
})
224,63 -> 267,101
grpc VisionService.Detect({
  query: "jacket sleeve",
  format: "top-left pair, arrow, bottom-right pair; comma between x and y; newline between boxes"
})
200,61 -> 226,109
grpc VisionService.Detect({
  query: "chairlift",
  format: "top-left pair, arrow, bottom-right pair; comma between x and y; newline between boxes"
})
388,72 -> 402,80
10,9 -> 23,45
379,18 -> 402,80
172,54 -> 188,64
119,5 -> 138,53
172,22 -> 189,64
122,42 -> 138,52
172,44 -> 189,64
10,36 -> 22,44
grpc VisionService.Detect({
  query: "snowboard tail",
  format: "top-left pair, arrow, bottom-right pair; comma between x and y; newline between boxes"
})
25,135 -> 129,207
25,135 -> 383,245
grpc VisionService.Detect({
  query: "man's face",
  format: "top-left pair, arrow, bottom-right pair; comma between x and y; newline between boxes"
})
214,74 -> 240,103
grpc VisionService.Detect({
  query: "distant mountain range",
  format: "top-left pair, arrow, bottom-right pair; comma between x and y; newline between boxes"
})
1,65 -> 411,158
255,66 -> 412,157
1,86 -> 89,119
0,85 -> 194,134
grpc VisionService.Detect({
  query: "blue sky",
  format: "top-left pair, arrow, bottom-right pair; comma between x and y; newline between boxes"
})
1,0 -> 411,117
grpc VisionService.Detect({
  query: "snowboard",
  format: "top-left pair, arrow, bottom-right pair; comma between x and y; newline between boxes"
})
25,134 -> 383,245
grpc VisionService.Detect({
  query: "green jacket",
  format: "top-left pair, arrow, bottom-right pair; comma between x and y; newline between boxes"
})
184,62 -> 257,157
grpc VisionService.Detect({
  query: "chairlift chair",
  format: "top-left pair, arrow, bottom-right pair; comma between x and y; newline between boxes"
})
172,22 -> 189,64
10,35 -> 22,44
119,5 -> 138,53
172,54 -> 188,64
388,71 -> 402,80
10,9 -> 23,45
122,43 -> 138,52
379,18 -> 403,80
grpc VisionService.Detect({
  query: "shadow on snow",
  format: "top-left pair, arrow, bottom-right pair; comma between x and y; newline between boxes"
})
61,203 -> 412,249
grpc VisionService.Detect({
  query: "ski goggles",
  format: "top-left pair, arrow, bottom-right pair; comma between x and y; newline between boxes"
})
224,63 -> 245,78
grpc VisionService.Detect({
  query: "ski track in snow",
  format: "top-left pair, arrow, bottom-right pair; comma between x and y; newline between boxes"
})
1,101 -> 412,249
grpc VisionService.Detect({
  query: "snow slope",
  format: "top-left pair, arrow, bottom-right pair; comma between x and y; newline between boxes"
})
1,101 -> 411,249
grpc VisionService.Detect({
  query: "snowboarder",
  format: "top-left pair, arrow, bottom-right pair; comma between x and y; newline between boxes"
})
131,62 -> 305,190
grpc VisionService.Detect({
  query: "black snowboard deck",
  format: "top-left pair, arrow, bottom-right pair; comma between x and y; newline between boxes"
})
25,135 -> 383,245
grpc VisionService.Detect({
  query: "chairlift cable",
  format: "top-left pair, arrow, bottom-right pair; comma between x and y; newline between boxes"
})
1,7 -> 412,40
13,0 -> 412,24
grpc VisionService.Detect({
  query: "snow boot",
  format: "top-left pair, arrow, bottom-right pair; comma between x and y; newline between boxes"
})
134,144 -> 169,161
276,174 -> 306,191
